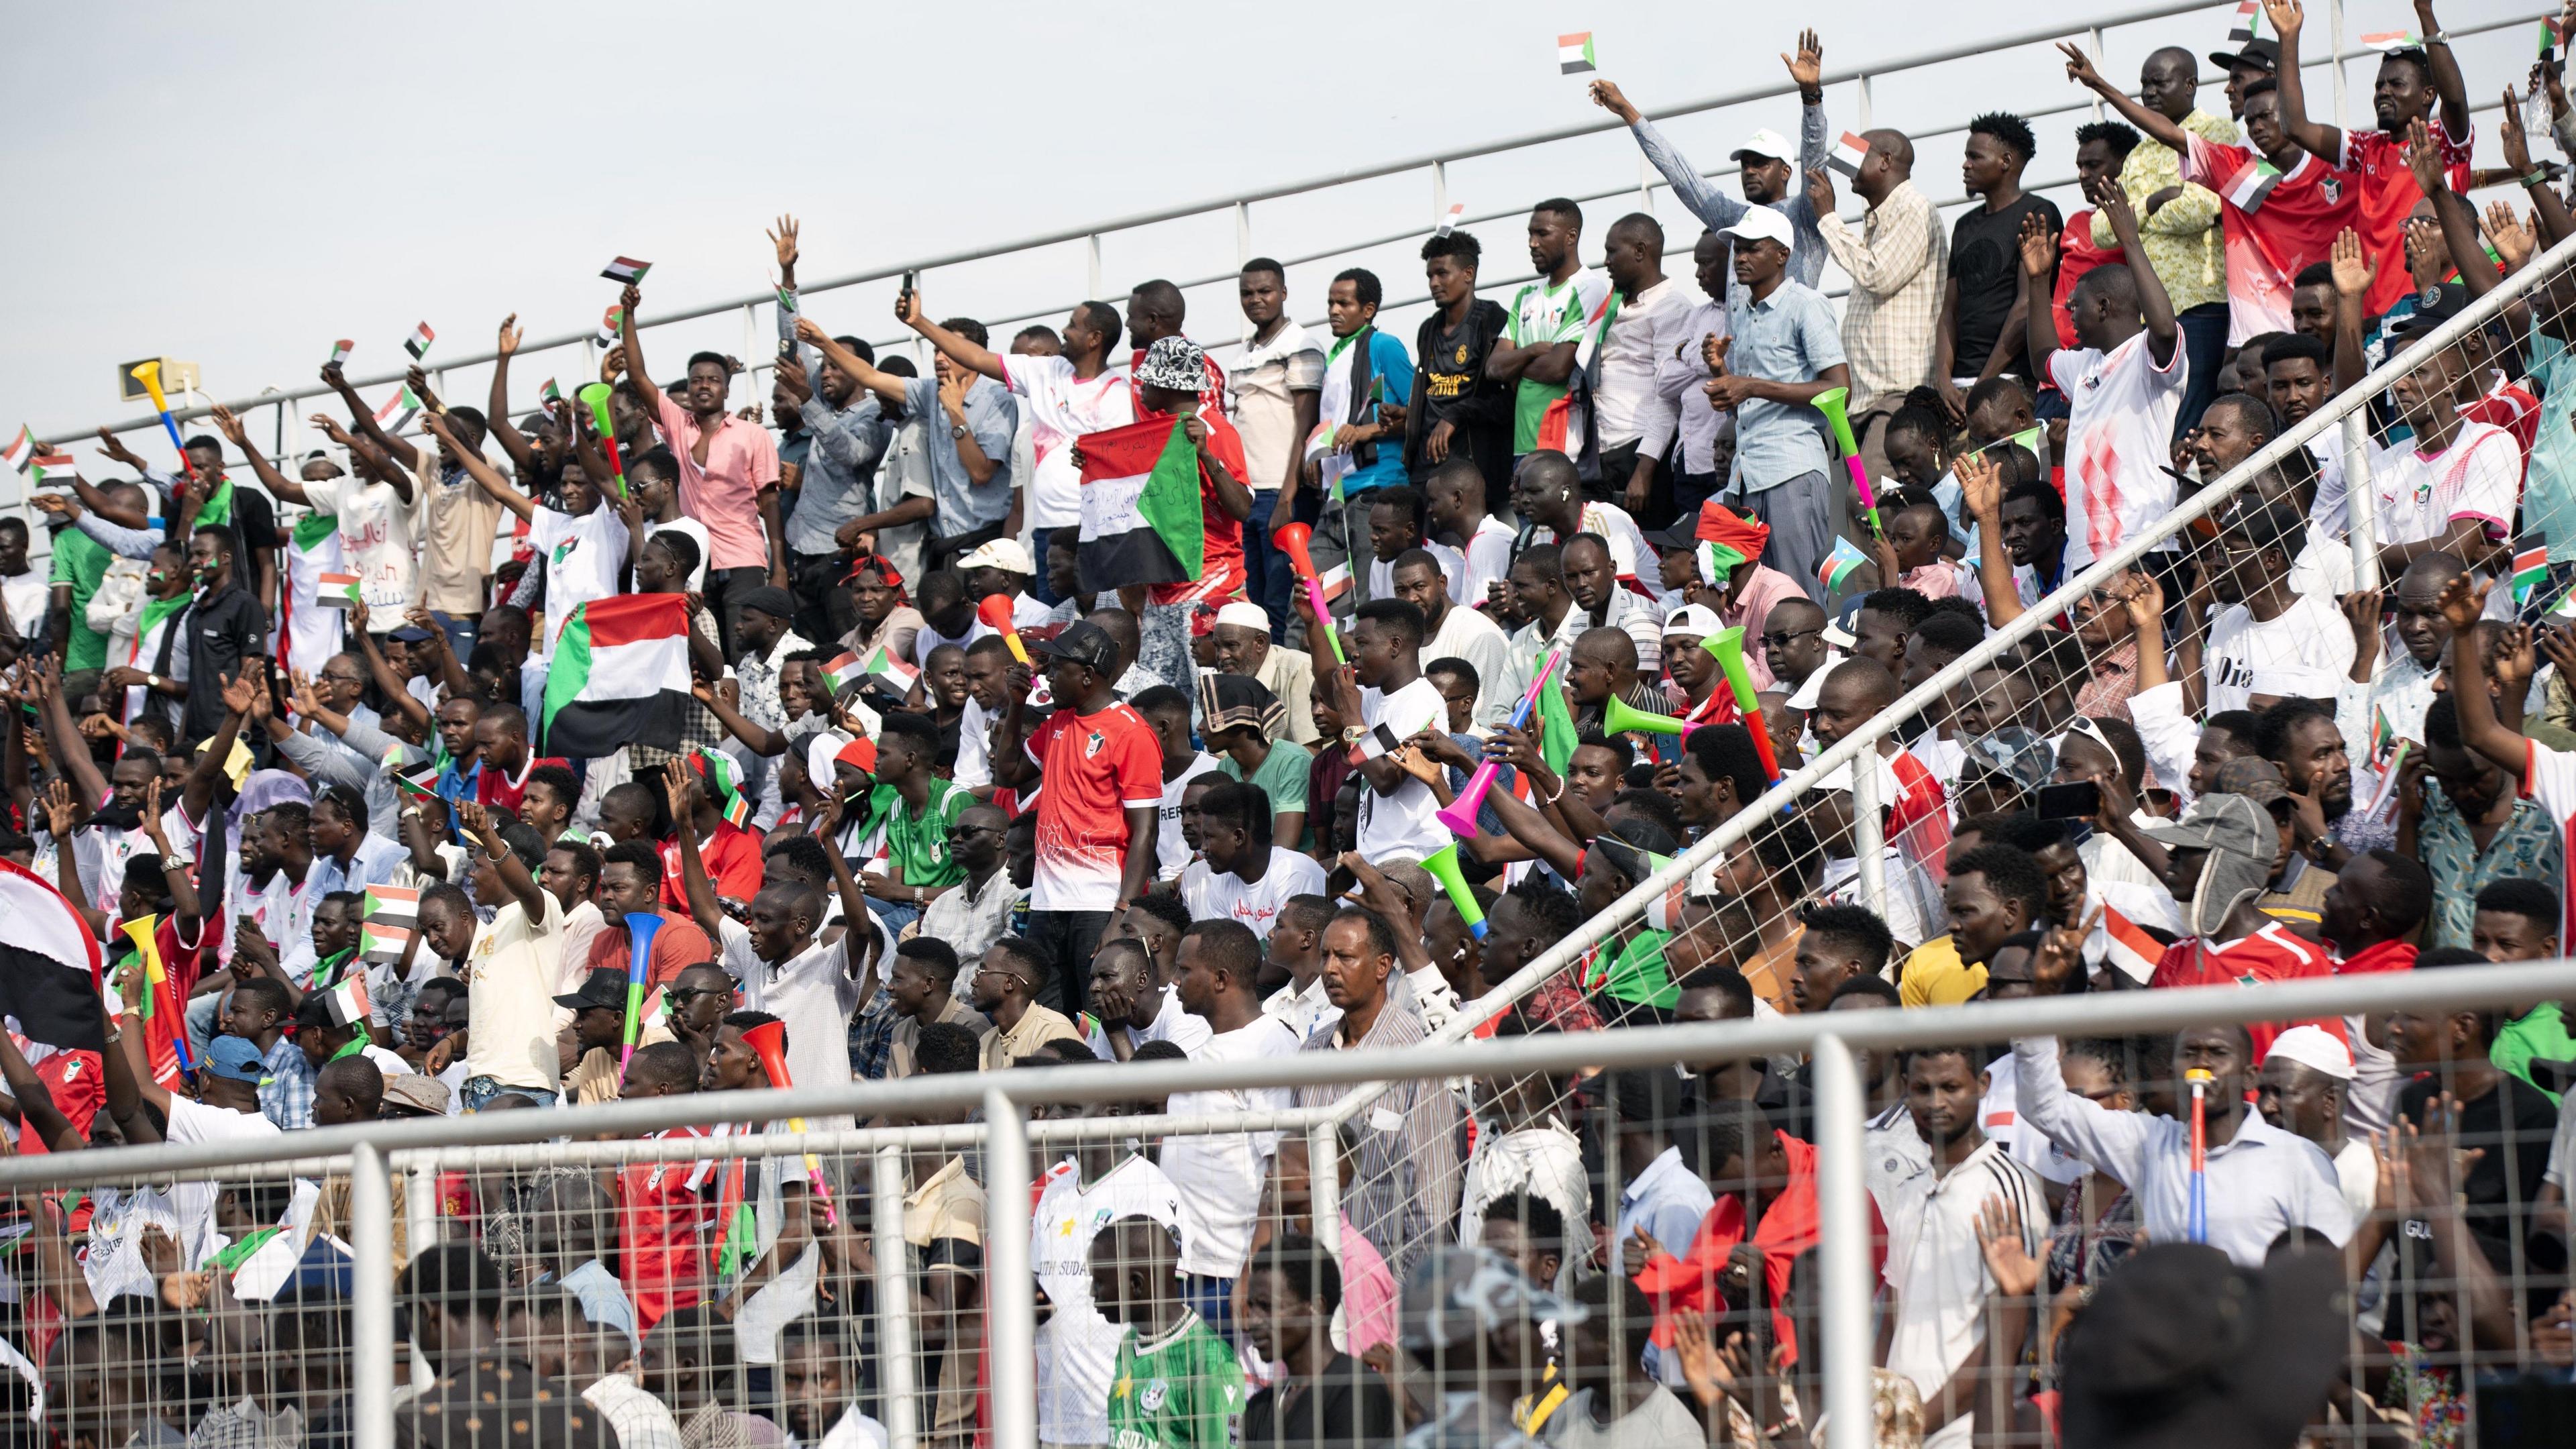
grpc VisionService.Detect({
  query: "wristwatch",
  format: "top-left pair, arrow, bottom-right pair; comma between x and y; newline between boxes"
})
950,423 -> 968,439
1340,724 -> 1367,747
2306,834 -> 2336,863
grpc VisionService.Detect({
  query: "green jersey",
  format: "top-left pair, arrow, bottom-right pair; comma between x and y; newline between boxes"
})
1591,927 -> 1677,1010
867,777 -> 969,889
1504,268 -> 1611,453
48,527 -> 111,672
1107,1311 -> 1245,1449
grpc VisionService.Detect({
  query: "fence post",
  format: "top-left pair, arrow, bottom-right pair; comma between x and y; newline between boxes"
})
1086,234 -> 1104,303
2343,411 -> 2379,593
1811,1036 -> 1875,1449
2328,0 -> 2350,133
1432,160 -> 1448,227
1307,1118 -> 1342,1258
353,1142 -> 396,1449
872,1144 -> 920,1449
1849,747 -> 1886,916
405,1158 -> 437,1252
2087,29 -> 2106,121
984,1090 -> 1036,1449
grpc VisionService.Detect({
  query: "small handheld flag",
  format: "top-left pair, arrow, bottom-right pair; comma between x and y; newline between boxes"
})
2219,156 -> 2284,213
1827,131 -> 1873,180
1557,32 -> 1596,74
364,883 -> 421,930
2100,905 -> 2161,983
2515,537 -> 2550,604
2546,15 -> 2564,61
1817,536 -> 1871,594
390,759 -> 440,806
29,453 -> 74,486
0,427 -> 32,473
321,975 -> 371,1030
361,924 -> 414,964
538,378 -> 562,413
374,388 -> 420,429
317,572 -> 362,608
601,256 -> 652,284
326,339 -> 354,370
402,321 -> 435,361
2359,31 -> 2424,51
1436,202 -> 1466,237
2228,0 -> 2261,45
598,305 -> 625,347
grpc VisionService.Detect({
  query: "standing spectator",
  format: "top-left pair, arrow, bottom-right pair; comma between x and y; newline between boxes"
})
1303,269 -> 1415,592
1593,30 -> 1831,307
1654,232 -> 1737,518
1324,599 -> 1450,867
1705,208 -> 1852,598
2265,0 -> 2475,321
2051,123 -> 2139,350
771,218 -> 893,642
178,527 -> 268,747
2084,46 -> 2236,433
991,621 -> 1161,1012
1403,232 -> 1515,502
457,803 -> 566,1111
1938,112 -> 2061,416
1230,259 -> 1325,631
799,311 -> 1017,574
45,479 -> 146,670
618,284 -> 785,653
1163,920 -> 1304,1340
1807,127 -> 1949,483
1593,213 -> 1690,517
1291,907 -> 1460,1278
1487,199 -> 1610,468
2357,286 -> 2520,579
2023,180 -> 2184,573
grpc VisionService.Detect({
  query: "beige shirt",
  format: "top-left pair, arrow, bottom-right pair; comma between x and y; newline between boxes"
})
904,1156 -> 986,1447
463,889 -> 565,1091
888,996 -> 992,1079
979,1002 -> 1084,1072
410,449 -> 504,615
1255,643 -> 1320,745
1225,319 -> 1328,495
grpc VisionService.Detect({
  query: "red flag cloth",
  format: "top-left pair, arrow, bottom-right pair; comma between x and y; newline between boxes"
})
1695,500 -> 1770,562
1630,1132 -> 1883,1364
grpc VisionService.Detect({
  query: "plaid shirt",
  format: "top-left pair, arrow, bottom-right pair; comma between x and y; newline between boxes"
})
1813,177 -> 1948,411
258,1036 -> 313,1132
633,605 -> 726,768
2090,109 -> 2236,317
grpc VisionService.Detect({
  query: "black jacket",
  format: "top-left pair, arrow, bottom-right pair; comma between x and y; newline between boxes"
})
180,580 -> 268,743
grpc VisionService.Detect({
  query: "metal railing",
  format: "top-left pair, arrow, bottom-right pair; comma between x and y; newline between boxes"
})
30,0 -> 2546,460
11,963 -> 2576,1449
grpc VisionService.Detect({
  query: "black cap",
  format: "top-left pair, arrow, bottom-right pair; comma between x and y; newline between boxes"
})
735,585 -> 798,622
1034,619 -> 1120,674
2207,36 -> 2280,73
1643,519 -> 1700,551
553,966 -> 629,1011
2058,1241 -> 2349,1449
2387,280 -> 2470,340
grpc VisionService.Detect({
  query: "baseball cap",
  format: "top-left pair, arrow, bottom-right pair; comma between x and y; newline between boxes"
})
554,966 -> 629,1012
205,1034 -> 269,1085
1731,127 -> 1797,164
382,1073 -> 453,1116
1643,518 -> 1700,551
388,625 -> 436,644
1214,601 -> 1271,633
2262,1024 -> 2355,1081
958,538 -> 1035,575
2387,280 -> 2469,341
1663,604 -> 1723,637
1716,207 -> 1796,253
1035,619 -> 1121,674
2206,36 -> 2281,74
2207,757 -> 2290,808
2058,1241 -> 2348,1449
2141,791 -> 2271,858
734,585 -> 798,622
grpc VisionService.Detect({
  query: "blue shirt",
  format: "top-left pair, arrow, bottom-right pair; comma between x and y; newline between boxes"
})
1330,329 -> 1417,497
554,1258 -> 641,1349
1723,280 -> 1847,492
903,376 -> 1018,537
435,757 -> 481,836
259,1036 -> 314,1132
307,830 -> 412,902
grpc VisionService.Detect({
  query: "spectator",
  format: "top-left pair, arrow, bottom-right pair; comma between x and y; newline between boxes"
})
1591,213 -> 1690,516
1940,112 -> 2061,416
1705,207 -> 1852,598
803,307 -> 1018,574
1487,199 -> 1611,468
1403,233 -> 1515,500
1229,258 -> 1326,629
2050,121 -> 2139,351
1809,127 -> 1949,481
619,286 -> 784,651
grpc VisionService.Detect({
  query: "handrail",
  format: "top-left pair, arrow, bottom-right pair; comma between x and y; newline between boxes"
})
40,0 -> 2538,447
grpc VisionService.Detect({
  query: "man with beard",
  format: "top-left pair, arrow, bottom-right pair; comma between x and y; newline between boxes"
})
970,936 -> 1081,1071
2257,696 -> 2363,871
226,801 -> 319,988
1486,201 -> 1610,470
2184,502 -> 2353,717
1869,1043 -> 2046,1449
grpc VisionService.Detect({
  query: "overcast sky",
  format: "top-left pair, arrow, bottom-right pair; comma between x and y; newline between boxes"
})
1,0 -> 2538,467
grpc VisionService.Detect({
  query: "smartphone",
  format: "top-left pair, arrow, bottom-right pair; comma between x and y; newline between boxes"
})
777,337 -> 794,359
2036,780 -> 2101,822
900,269 -> 918,299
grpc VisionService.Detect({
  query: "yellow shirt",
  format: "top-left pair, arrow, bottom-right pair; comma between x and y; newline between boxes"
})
2089,108 -> 2237,317
1898,934 -> 1987,1008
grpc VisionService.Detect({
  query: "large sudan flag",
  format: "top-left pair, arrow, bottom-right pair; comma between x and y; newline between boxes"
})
1075,414 -> 1205,595
542,593 -> 694,757
0,859 -> 107,1056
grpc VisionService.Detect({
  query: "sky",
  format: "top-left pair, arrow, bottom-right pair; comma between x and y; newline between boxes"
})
0,0 -> 2543,476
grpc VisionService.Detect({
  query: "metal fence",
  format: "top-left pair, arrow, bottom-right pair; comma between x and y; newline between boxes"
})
7,963 -> 2575,1449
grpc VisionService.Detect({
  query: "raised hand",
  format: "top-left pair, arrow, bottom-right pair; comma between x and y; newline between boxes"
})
2057,40 -> 2106,90
1587,78 -> 1642,126
621,282 -> 642,313
40,780 -> 77,838
2261,0 -> 2302,37
775,354 -> 814,407
2402,117 -> 2447,197
662,755 -> 696,822
2330,227 -> 2377,301
2485,199 -> 2535,271
1956,448 -> 2004,520
2341,590 -> 2384,674
770,214 -> 800,273
1621,1224 -> 1664,1277
2496,623 -> 2539,696
1782,29 -> 1823,95
2017,211 -> 2057,279
496,313 -> 523,357
2086,172 -> 2137,237
219,668 -> 261,719
1974,1193 -> 2041,1299
209,404 -> 249,447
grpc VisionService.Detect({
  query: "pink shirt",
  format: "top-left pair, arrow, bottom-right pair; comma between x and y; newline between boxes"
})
1336,1214 -> 1397,1355
1898,561 -> 1964,601
651,392 -> 780,572
1717,564 -> 1809,690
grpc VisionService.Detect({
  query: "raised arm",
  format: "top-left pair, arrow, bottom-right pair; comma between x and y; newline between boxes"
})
2441,576 -> 2534,782
2409,121 -> 2496,301
2413,0 -> 2472,144
615,283 -> 663,415
461,799 -> 546,920
1957,452 -> 2026,626
37,655 -> 111,814
2327,229 -> 2373,394
425,412 -> 537,525
138,780 -> 201,930
2092,178 -> 2177,364
322,362 -> 421,474
400,603 -> 478,704
894,289 -> 1008,381
1591,80 -> 1748,234
695,678 -> 792,757
2263,1 -> 2343,162
662,760 -> 727,940
813,794 -> 881,996
2017,213 -> 2062,394
311,413 -> 412,504
486,315 -> 539,478
2059,44 -> 2190,152
794,318 -> 911,409
344,600 -> 433,735
206,405 -> 312,508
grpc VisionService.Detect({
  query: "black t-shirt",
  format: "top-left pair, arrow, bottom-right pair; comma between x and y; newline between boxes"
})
1948,194 -> 2062,380
1407,300 -> 1514,494
2390,1071 -> 2566,1332
1242,1353 -> 1400,1449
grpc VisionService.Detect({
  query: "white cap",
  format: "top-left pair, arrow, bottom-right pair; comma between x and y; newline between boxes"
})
2262,1024 -> 2355,1081
958,538 -> 1034,574
1731,128 -> 1797,164
1214,601 -> 1272,632
1717,206 -> 1796,253
1663,603 -> 1723,637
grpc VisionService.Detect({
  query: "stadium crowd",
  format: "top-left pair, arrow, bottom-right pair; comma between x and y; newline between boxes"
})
7,1 -> 2576,1446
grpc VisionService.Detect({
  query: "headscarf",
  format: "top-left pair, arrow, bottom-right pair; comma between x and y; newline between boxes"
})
1194,673 -> 1285,743
843,553 -> 908,604
1694,500 -> 1770,573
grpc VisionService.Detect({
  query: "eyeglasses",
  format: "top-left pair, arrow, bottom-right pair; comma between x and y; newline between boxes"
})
663,987 -> 720,1006
1761,628 -> 1823,652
